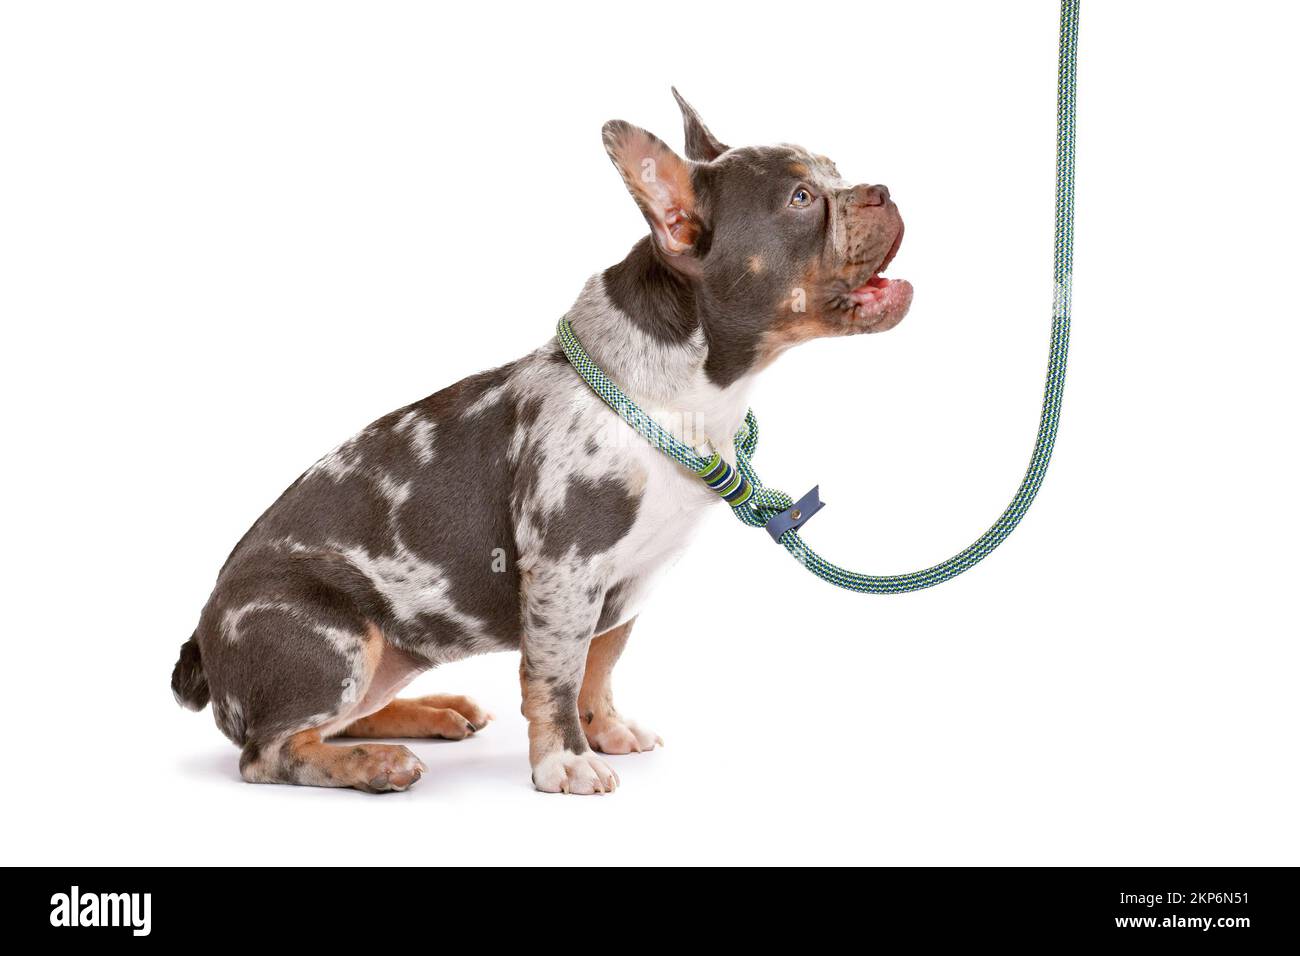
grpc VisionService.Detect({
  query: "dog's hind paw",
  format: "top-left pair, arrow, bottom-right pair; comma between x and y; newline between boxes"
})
412,694 -> 494,733
352,744 -> 426,793
340,694 -> 494,741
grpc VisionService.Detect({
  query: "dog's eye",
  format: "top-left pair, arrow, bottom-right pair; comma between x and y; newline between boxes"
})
789,187 -> 814,208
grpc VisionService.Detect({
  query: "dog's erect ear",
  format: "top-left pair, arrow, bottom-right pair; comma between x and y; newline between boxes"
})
602,119 -> 701,262
671,87 -> 729,162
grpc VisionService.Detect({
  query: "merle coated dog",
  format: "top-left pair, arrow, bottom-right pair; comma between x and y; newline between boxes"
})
172,90 -> 911,794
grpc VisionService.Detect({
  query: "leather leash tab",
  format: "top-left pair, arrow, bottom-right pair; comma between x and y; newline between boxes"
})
765,485 -> 824,542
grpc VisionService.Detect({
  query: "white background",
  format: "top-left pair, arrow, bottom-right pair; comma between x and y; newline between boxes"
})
2,1 -> 1296,866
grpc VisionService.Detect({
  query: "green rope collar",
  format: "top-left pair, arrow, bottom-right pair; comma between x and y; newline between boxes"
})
558,1 -> 1078,594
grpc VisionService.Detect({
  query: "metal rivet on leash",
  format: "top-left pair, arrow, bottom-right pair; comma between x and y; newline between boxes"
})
559,1 -> 1080,594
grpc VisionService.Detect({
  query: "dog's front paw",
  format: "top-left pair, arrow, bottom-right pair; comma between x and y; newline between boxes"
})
585,716 -> 662,755
532,751 -> 620,795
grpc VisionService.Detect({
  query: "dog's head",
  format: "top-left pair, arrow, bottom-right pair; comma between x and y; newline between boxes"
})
603,90 -> 912,386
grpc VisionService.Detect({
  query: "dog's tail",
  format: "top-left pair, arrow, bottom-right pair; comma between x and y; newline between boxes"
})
171,632 -> 210,711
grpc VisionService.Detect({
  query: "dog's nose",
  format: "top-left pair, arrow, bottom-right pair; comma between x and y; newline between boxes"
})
848,184 -> 890,207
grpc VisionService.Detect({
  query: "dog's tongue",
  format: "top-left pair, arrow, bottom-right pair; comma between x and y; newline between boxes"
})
850,275 -> 892,300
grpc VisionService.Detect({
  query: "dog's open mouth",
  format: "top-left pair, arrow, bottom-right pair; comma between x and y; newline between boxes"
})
842,229 -> 913,333
847,274 -> 913,329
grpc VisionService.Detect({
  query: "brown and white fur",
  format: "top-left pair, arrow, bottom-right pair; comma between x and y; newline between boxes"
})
171,90 -> 912,794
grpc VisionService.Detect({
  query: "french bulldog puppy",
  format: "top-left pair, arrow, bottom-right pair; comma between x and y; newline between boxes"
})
172,90 -> 910,794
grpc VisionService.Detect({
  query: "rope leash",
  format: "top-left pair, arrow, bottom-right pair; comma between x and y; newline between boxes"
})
559,0 -> 1079,594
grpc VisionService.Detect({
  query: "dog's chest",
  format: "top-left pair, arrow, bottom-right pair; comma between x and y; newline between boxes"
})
573,379 -> 753,625
618,448 -> 716,572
